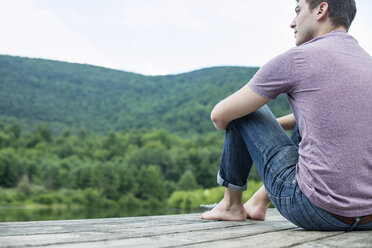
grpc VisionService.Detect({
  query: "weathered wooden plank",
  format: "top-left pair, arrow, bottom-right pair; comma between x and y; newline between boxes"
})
0,209 -> 285,236
0,220 -> 270,244
3,208 -> 369,248
178,229 -> 342,248
0,210 -> 295,247
0,213 -> 203,228
37,222 -> 297,248
292,231 -> 372,247
0,213 -> 203,236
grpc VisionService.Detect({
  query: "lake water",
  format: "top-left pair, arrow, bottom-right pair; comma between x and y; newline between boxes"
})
0,206 -> 203,222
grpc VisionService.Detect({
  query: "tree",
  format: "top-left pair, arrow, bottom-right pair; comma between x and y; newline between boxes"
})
0,132 -> 10,149
68,162 -> 96,189
115,161 -> 136,194
8,123 -> 21,140
135,165 -> 166,202
17,174 -> 31,196
36,124 -> 52,142
61,129 -> 71,138
177,170 -> 199,191
94,162 -> 120,200
0,149 -> 24,187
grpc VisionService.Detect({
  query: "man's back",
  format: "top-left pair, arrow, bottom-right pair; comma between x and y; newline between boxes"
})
293,30 -> 372,217
248,30 -> 372,217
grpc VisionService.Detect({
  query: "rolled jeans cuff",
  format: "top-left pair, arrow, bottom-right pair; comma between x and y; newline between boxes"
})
217,171 -> 247,192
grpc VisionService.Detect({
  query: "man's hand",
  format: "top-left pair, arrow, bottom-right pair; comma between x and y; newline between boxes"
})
276,113 -> 296,131
211,84 -> 269,130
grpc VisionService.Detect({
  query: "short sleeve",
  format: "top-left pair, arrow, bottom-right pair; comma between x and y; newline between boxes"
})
248,49 -> 297,100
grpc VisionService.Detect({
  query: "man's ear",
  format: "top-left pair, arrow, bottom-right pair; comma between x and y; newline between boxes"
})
316,2 -> 329,21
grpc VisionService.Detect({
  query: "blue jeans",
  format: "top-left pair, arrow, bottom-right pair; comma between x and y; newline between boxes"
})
217,105 -> 372,231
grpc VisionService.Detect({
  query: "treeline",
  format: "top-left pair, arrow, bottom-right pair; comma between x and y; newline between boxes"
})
0,55 -> 291,135
0,122 -> 261,210
0,55 -> 291,216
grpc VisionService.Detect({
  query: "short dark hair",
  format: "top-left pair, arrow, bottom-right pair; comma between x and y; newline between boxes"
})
296,0 -> 357,30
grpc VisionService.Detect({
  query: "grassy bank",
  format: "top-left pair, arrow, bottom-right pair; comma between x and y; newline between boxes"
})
1,181 -> 264,211
168,181 -> 264,210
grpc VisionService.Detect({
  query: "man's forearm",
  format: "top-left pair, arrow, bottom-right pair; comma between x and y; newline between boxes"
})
276,113 -> 296,131
210,85 -> 270,131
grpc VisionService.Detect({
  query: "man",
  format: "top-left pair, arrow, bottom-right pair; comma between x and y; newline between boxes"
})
201,0 -> 372,231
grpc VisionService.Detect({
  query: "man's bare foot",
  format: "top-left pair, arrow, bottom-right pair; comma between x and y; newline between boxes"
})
201,188 -> 247,221
201,198 -> 247,221
244,198 -> 268,220
244,185 -> 271,221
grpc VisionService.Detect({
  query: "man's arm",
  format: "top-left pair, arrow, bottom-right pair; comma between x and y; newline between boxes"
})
276,113 -> 296,131
211,84 -> 270,130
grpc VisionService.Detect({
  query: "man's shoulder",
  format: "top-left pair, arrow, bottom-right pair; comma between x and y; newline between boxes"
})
292,31 -> 363,56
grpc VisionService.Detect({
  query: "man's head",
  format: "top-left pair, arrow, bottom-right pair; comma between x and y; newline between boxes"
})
290,0 -> 356,46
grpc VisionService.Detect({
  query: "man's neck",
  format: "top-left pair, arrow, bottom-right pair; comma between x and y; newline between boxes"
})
315,25 -> 347,38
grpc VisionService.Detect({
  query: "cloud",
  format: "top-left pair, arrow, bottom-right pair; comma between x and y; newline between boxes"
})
109,0 -> 297,73
0,0 -> 118,69
0,0 -> 370,75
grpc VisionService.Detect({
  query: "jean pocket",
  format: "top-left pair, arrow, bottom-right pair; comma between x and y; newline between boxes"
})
269,191 -> 312,230
268,165 -> 297,186
268,194 -> 293,222
294,191 -> 323,230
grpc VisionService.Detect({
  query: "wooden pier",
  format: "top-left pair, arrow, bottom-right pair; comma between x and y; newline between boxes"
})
1,209 -> 371,247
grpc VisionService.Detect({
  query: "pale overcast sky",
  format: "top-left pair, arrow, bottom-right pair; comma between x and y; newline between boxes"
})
0,0 -> 371,75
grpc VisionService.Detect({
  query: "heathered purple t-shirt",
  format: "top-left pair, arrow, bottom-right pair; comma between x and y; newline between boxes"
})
248,30 -> 372,217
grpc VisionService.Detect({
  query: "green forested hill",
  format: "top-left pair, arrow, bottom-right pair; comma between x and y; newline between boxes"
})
0,55 -> 291,218
0,55 -> 291,134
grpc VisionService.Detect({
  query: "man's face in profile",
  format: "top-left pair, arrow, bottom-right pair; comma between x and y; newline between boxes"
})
290,0 -> 317,46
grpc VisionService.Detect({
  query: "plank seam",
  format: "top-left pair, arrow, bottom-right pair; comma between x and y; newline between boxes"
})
3,223 -> 293,247
284,232 -> 346,248
2,220 -> 290,237
165,228 -> 297,248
